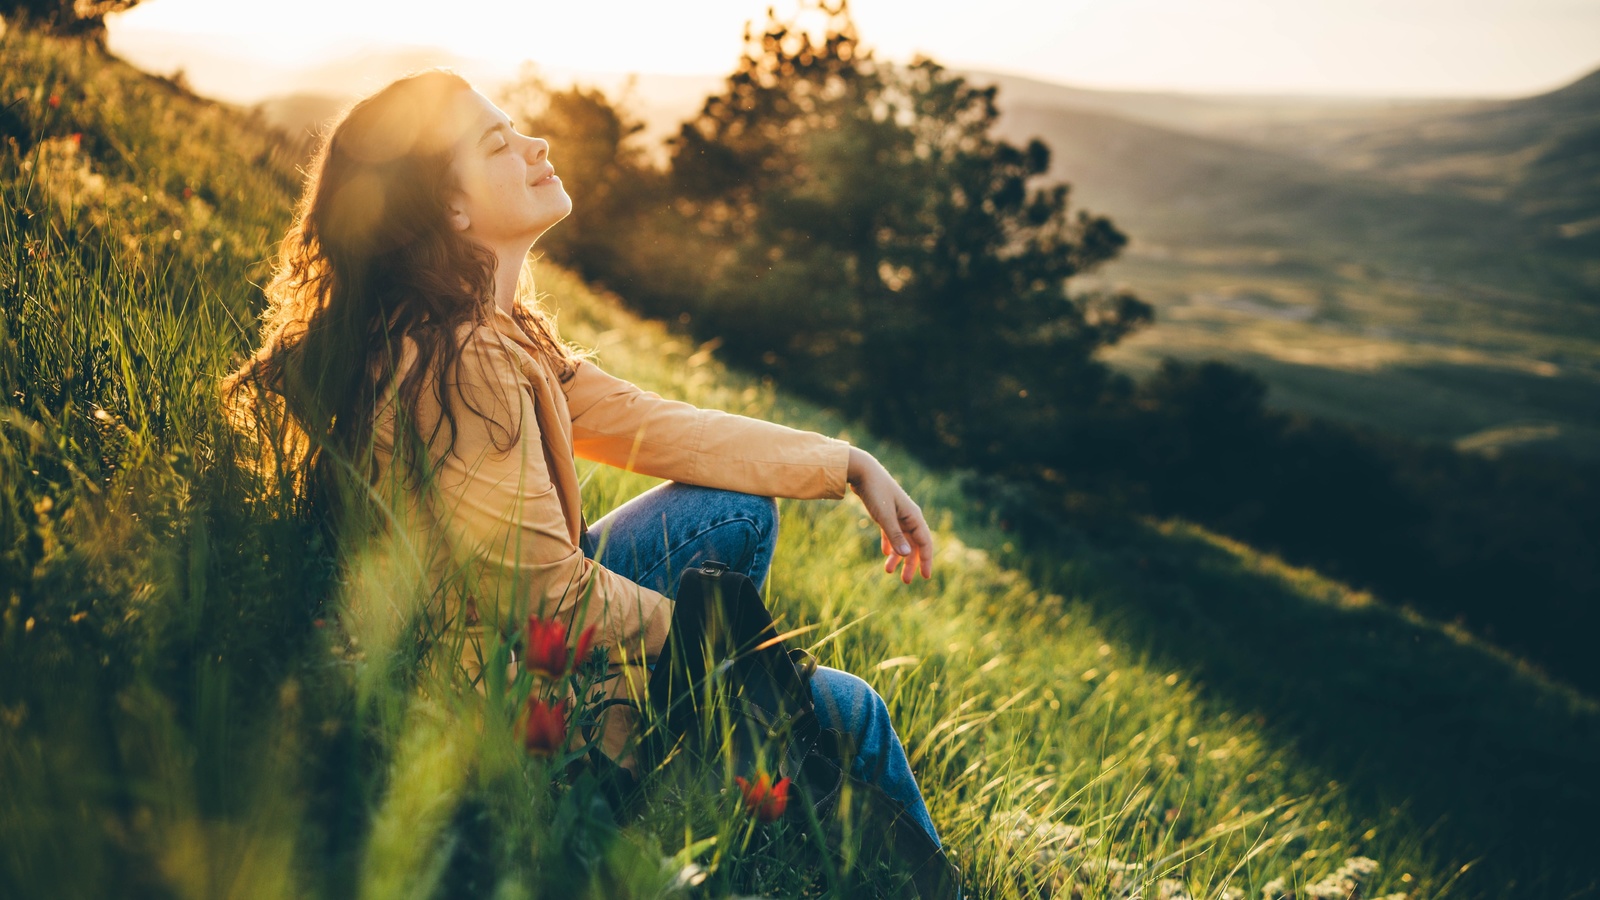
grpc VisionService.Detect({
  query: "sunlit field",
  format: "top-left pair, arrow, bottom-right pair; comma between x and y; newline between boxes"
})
4,25 -> 1598,900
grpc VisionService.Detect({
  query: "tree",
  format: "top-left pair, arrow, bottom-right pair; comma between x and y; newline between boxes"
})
656,2 -> 1149,469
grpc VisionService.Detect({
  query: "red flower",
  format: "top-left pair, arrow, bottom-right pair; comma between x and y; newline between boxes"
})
522,697 -> 569,757
182,186 -> 193,199
735,773 -> 792,823
573,623 -> 598,669
525,615 -> 572,679
524,616 -> 601,680
48,94 -> 60,108
69,133 -> 81,148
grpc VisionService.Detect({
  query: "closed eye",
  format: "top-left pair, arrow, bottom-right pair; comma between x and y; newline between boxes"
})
482,120 -> 516,154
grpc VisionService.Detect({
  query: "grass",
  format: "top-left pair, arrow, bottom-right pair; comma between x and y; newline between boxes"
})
3,25 -> 1597,899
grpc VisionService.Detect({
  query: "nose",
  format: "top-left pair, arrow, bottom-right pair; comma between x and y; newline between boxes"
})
525,136 -> 549,164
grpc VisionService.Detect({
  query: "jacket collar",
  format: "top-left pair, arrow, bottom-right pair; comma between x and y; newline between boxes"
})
490,304 -> 533,350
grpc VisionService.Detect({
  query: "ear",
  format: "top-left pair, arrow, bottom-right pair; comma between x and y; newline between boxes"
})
444,190 -> 471,233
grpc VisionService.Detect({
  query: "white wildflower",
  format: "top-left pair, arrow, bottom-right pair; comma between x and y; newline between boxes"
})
1307,880 -> 1357,899
1338,857 -> 1380,881
1261,875 -> 1292,900
1304,855 -> 1381,899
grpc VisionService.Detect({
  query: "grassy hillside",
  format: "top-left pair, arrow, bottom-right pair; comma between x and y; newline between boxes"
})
3,26 -> 1598,900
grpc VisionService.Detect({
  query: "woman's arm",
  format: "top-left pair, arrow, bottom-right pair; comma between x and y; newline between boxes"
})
564,360 -> 851,500
564,359 -> 934,582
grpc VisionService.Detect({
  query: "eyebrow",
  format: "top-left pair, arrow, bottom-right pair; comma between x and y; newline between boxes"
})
476,119 -> 515,147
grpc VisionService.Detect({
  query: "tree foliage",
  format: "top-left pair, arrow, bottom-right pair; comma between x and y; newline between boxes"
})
655,4 -> 1150,467
1,0 -> 140,38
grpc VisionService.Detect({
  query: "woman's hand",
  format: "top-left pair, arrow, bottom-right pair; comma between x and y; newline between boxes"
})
847,447 -> 934,584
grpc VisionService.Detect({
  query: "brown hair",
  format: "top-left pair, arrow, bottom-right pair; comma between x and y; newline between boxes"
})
225,69 -> 571,515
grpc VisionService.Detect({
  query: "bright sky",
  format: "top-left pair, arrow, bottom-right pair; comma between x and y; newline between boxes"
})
108,0 -> 1600,99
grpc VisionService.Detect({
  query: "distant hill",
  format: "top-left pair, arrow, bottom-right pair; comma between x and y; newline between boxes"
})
968,67 -> 1600,461
964,69 -> 1478,141
255,91 -> 346,139
1224,67 -> 1600,249
991,102 -> 1533,270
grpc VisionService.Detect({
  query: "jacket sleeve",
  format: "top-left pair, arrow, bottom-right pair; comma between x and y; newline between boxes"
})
421,329 -> 673,659
562,359 -> 852,500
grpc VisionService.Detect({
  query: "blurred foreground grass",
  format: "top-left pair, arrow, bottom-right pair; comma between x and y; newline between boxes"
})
3,26 -> 1596,899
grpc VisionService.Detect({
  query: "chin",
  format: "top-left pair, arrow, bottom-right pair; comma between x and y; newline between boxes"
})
529,213 -> 572,245
540,198 -> 574,232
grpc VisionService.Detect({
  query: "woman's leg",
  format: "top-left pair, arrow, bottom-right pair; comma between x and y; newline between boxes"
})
586,484 -> 941,847
582,481 -> 779,594
811,666 -> 942,848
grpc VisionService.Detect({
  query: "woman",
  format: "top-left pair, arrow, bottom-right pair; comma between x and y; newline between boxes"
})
226,70 -> 941,847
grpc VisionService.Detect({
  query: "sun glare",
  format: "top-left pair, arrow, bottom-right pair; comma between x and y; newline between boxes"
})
107,0 -> 1600,100
111,0 -> 767,73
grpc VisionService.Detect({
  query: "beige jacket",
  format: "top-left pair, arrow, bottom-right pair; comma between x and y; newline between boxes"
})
373,306 -> 850,750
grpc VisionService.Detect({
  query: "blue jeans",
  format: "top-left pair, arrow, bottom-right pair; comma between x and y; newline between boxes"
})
582,482 -> 942,848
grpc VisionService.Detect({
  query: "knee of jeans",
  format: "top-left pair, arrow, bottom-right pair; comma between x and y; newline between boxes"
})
737,492 -> 778,539
819,669 -> 887,731
722,492 -> 778,554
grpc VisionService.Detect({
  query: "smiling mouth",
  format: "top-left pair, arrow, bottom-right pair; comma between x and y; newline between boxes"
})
531,171 -> 560,187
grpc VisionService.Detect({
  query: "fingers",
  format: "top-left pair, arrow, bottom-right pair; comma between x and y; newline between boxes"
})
908,516 -> 935,580
880,518 -> 912,581
886,543 -> 924,584
880,502 -> 934,584
883,543 -> 911,581
857,465 -> 934,583
877,512 -> 906,577
893,493 -> 934,581
876,500 -> 911,557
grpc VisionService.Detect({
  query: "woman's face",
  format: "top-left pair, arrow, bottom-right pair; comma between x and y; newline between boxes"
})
442,88 -> 571,250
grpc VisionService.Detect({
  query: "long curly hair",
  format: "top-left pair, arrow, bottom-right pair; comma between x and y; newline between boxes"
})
225,69 -> 571,517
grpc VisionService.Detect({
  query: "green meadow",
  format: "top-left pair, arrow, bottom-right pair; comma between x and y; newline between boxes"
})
4,27 -> 1598,900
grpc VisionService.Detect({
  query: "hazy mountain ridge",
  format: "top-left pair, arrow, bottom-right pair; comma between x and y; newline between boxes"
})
991,102 -> 1530,262
1205,65 -> 1600,243
979,62 -> 1600,263
964,69 -> 1482,140
963,64 -> 1600,461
